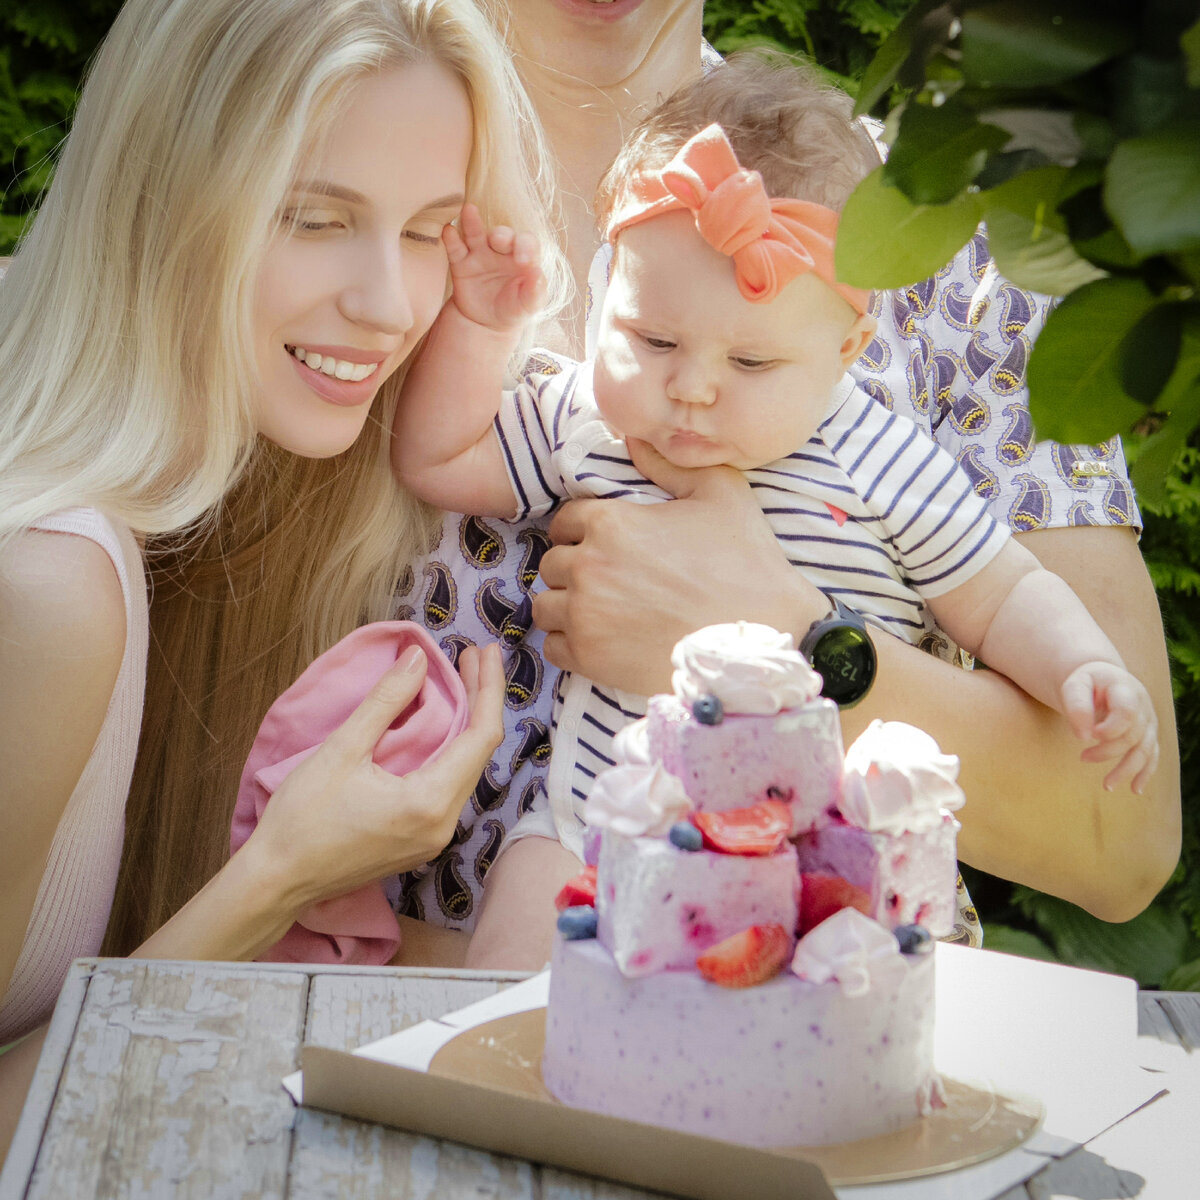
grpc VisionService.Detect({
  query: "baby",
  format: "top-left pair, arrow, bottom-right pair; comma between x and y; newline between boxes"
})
394,55 -> 1157,859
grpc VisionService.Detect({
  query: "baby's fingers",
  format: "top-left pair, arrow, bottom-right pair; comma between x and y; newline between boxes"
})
1102,722 -> 1159,793
1060,670 -> 1100,741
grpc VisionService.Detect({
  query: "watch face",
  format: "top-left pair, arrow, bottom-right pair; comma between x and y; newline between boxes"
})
815,624 -> 876,706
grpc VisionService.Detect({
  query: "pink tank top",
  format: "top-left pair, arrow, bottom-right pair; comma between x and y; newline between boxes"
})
0,509 -> 147,1042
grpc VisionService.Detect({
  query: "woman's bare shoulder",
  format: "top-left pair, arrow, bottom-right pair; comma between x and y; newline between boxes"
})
0,527 -> 127,702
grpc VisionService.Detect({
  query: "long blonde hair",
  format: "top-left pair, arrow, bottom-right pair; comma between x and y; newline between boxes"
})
0,0 -> 566,953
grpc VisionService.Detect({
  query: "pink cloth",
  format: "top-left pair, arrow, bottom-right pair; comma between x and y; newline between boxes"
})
231,621 -> 469,965
606,122 -> 871,313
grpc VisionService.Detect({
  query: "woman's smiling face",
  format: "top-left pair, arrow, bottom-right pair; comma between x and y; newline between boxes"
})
253,60 -> 471,458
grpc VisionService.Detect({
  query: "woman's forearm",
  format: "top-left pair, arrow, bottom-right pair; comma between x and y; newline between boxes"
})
130,838 -> 302,963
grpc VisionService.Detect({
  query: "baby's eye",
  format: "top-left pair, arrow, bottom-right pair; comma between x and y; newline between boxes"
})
639,333 -> 676,351
731,355 -> 776,371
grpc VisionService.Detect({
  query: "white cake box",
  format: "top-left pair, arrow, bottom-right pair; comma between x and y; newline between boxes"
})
288,945 -> 1161,1200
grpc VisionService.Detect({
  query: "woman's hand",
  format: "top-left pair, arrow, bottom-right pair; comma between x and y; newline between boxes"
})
532,438 -> 827,695
253,642 -> 505,908
134,644 -> 504,965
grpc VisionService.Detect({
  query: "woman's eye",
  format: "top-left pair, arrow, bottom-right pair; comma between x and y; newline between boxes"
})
279,208 -> 343,234
404,228 -> 444,246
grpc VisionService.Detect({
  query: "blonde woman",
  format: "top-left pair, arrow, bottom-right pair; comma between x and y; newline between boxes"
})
0,0 -> 566,1149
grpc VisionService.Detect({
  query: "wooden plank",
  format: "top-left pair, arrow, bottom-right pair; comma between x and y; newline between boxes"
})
25,961 -> 307,1200
1153,992 -> 1200,1053
1025,1147 -> 1145,1200
542,1166 -> 658,1198
287,1108 -> 538,1200
290,972 -> 539,1198
0,961 -> 93,1200
303,972 -> 512,1050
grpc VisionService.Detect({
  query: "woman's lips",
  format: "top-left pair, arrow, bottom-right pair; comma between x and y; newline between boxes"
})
550,0 -> 648,22
287,344 -> 389,408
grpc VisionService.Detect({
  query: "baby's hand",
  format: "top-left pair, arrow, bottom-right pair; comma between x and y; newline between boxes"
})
444,202 -> 545,332
1060,662 -> 1158,794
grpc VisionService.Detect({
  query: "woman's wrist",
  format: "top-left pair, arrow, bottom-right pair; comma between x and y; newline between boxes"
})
132,835 -> 304,963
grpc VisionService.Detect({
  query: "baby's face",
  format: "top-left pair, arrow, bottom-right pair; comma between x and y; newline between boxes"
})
593,211 -> 873,470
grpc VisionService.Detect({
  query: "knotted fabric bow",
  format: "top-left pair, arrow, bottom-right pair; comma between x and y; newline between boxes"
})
606,122 -> 870,312
230,621 -> 469,965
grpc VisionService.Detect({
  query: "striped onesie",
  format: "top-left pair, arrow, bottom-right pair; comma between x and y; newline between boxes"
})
494,360 -> 1010,858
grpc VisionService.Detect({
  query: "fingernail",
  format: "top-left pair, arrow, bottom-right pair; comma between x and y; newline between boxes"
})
399,646 -> 424,672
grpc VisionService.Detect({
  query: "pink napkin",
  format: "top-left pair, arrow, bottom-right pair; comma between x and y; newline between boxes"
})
230,621 -> 469,964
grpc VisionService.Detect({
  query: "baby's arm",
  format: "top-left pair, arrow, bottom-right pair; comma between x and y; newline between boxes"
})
929,540 -> 1158,793
392,204 -> 545,518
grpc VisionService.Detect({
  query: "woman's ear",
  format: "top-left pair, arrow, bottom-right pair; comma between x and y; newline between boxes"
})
839,310 -> 877,369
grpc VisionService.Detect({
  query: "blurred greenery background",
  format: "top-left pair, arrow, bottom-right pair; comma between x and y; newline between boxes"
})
2,0 -> 1196,987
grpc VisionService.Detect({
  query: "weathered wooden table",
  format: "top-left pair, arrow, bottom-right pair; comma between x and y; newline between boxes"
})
1,959 -> 1196,1199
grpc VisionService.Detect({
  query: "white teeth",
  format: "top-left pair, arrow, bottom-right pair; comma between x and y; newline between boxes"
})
288,345 -> 378,383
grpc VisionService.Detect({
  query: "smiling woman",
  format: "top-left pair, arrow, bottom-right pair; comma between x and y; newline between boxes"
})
0,0 -> 565,1154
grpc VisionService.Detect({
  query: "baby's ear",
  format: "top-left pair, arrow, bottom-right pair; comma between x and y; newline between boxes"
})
839,310 -> 877,369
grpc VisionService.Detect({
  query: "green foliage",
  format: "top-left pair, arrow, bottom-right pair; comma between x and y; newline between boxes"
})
702,0 -> 914,98
0,0 -> 123,253
839,0 -> 1200,500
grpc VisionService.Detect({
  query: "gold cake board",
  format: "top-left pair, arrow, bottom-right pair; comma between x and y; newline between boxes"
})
430,1008 -> 1043,1187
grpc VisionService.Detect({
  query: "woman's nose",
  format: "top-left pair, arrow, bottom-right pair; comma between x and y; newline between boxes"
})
337,246 -> 416,336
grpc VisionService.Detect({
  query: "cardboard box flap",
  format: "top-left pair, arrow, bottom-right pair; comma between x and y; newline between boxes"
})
302,1044 -> 836,1200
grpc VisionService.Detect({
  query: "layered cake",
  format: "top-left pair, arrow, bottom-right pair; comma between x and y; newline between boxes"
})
542,622 -> 964,1148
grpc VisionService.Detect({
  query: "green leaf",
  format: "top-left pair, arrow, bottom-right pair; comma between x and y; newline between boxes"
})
960,1 -> 1133,89
1129,309 -> 1200,503
1019,893 -> 1191,986
1105,122 -> 1200,257
980,166 -> 1108,294
1027,277 -> 1159,442
1161,957 -> 1200,991
1182,17 -> 1200,89
836,165 -> 981,289
884,100 -> 1011,205
978,925 -> 1058,962
854,0 -> 956,116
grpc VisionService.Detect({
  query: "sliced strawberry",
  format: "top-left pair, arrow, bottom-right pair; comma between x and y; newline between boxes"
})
798,873 -> 871,935
696,923 -> 791,989
554,865 -> 598,911
693,799 -> 791,855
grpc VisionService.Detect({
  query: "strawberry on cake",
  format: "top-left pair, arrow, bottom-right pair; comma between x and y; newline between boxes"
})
541,622 -> 963,1148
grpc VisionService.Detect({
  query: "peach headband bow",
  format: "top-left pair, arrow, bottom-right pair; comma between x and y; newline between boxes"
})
606,123 -> 870,313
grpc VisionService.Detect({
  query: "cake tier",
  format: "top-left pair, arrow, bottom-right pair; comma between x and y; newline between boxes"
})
794,817 -> 960,938
646,694 -> 844,833
596,831 -> 800,977
543,936 -> 938,1148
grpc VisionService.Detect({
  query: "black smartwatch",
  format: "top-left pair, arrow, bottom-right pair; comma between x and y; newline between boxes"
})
799,596 -> 876,707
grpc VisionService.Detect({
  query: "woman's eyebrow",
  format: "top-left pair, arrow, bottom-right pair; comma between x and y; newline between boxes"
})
292,180 -> 367,203
289,183 -> 465,212
422,192 -> 466,211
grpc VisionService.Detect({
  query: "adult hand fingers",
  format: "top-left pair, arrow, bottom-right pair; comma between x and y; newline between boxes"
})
420,643 -> 505,794
323,645 -> 427,762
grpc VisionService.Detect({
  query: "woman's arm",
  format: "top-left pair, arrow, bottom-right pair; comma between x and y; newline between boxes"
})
533,446 -> 1180,922
0,532 -> 126,1002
